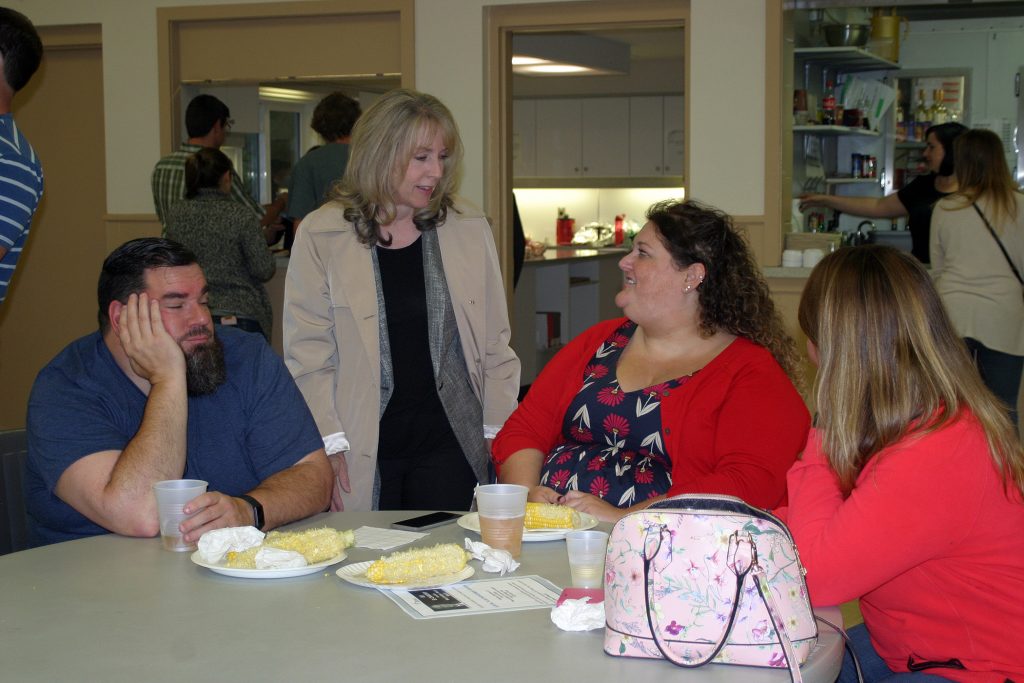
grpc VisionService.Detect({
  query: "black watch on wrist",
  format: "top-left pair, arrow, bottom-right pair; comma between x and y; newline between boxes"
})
237,494 -> 265,530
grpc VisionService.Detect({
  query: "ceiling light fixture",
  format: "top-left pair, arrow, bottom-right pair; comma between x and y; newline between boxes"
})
512,33 -> 630,77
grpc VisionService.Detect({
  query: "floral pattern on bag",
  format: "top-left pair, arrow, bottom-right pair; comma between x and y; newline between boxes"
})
539,320 -> 687,506
603,500 -> 816,669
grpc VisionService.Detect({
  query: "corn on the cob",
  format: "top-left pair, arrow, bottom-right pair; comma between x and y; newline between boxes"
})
225,546 -> 260,569
224,527 -> 355,568
365,543 -> 468,584
524,502 -> 579,530
264,527 -> 355,564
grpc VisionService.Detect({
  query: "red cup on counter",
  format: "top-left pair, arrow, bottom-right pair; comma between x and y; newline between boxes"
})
556,218 -> 575,245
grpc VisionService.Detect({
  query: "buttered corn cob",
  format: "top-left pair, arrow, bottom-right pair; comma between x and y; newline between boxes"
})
365,543 -> 468,584
524,502 -> 579,530
224,527 -> 355,568
264,527 -> 355,564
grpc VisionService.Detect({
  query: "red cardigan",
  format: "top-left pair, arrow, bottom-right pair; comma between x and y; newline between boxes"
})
786,415 -> 1024,680
493,318 -> 810,509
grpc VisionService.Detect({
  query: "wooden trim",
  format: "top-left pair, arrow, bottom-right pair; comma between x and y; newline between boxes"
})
38,24 -> 102,50
156,0 -> 415,155
764,0 -> 784,266
484,0 -> 688,302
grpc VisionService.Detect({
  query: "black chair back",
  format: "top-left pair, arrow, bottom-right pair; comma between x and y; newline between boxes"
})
0,429 -> 30,555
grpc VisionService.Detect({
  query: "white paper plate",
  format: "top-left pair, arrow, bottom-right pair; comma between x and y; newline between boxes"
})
457,511 -> 598,542
190,550 -> 347,579
335,560 -> 474,590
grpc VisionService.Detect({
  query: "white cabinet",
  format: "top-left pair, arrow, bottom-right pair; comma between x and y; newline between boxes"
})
629,95 -> 684,176
535,99 -> 582,177
515,96 -> 680,184
533,98 -> 629,177
512,99 -> 536,177
581,98 -> 629,176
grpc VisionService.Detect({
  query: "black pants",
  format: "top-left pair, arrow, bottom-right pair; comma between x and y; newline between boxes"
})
965,337 -> 1022,429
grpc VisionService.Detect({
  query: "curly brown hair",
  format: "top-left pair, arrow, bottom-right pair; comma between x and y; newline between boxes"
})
646,199 -> 802,385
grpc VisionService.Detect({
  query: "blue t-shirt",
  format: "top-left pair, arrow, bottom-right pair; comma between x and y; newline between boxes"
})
0,113 -> 44,305
25,326 -> 324,546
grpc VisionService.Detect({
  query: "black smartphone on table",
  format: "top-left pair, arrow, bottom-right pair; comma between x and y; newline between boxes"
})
390,511 -> 462,531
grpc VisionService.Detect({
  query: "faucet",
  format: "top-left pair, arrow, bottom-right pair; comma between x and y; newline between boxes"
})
847,220 -> 874,246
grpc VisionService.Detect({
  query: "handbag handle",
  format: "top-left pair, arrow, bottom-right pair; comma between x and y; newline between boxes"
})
641,526 -> 805,683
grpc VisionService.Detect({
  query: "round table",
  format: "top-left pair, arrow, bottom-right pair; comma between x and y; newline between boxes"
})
0,511 -> 844,682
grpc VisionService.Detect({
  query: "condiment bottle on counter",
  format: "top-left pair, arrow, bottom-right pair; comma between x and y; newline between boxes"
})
614,214 -> 625,246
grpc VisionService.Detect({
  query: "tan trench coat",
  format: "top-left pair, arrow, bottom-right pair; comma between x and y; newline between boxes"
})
283,200 -> 521,510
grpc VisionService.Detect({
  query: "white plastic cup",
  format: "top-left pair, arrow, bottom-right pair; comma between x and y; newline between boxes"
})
152,479 -> 208,552
802,248 -> 824,268
475,484 -> 529,559
565,530 -> 609,588
782,249 -> 803,267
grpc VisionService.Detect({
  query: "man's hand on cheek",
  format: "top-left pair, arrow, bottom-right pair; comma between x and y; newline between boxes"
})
117,293 -> 186,386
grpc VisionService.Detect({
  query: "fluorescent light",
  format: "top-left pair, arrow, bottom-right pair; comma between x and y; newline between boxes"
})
512,32 -> 630,78
518,64 -> 595,74
259,87 -> 318,102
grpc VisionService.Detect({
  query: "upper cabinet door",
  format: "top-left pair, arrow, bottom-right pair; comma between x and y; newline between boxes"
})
581,97 -> 629,176
535,99 -> 583,177
662,95 -> 685,176
512,99 -> 537,177
629,96 -> 664,176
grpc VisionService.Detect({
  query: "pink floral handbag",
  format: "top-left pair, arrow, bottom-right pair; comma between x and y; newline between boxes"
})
604,494 -> 817,682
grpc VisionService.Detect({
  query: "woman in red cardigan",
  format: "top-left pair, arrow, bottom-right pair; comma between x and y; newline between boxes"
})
492,199 -> 809,522
788,245 -> 1024,681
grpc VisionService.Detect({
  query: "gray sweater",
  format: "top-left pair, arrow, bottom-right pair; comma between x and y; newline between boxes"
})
166,189 -> 275,338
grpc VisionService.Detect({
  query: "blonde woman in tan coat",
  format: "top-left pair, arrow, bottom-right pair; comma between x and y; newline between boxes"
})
283,89 -> 520,512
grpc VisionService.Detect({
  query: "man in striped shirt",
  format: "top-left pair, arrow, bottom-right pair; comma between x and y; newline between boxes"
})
0,8 -> 43,307
151,94 -> 281,242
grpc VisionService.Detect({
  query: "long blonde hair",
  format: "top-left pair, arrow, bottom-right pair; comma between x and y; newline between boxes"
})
331,88 -> 464,245
798,245 -> 1023,496
944,128 -> 1021,226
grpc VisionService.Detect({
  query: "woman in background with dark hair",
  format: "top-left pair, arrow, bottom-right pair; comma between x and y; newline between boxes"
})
788,245 -> 1024,681
165,147 -> 276,339
800,122 -> 967,263
931,128 -> 1024,427
494,198 -> 809,522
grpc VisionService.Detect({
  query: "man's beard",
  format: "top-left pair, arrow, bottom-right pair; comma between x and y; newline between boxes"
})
183,335 -> 227,397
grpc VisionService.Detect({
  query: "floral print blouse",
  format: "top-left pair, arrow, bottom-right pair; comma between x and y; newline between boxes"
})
539,319 -> 688,507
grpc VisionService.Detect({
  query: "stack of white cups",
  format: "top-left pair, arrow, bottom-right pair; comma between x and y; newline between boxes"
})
802,248 -> 824,268
782,249 -> 803,267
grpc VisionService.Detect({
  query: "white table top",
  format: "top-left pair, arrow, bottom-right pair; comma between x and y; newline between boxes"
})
0,511 -> 844,682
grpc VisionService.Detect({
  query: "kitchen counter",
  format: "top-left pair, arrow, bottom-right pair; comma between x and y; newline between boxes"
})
525,246 -> 627,265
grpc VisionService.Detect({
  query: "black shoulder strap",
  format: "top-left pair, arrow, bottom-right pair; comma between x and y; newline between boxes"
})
973,202 -> 1024,286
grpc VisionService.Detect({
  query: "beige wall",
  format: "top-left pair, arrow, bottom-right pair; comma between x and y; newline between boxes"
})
0,29 -> 107,428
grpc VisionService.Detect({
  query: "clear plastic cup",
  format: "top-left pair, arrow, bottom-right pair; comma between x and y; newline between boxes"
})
565,530 -> 609,588
475,484 -> 528,559
152,479 -> 208,552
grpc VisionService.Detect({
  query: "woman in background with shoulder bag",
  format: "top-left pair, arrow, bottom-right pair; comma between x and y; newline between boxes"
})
930,128 -> 1024,427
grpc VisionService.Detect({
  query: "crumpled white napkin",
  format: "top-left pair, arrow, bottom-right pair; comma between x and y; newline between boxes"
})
550,597 -> 605,631
254,546 -> 307,569
197,526 -> 265,564
464,538 -> 520,575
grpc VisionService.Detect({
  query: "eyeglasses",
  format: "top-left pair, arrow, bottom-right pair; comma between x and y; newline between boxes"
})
224,118 -> 235,131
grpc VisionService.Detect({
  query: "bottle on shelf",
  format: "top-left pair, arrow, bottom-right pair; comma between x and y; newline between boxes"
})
895,97 -> 907,141
821,81 -> 836,126
914,89 -> 931,141
929,89 -> 948,125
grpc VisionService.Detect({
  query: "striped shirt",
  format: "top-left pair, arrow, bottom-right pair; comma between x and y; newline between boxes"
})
0,114 -> 44,306
150,143 -> 263,231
